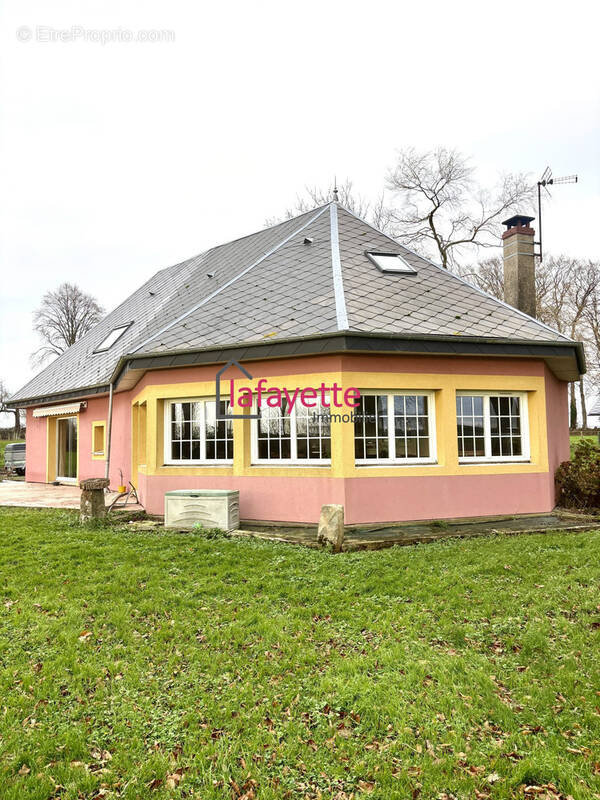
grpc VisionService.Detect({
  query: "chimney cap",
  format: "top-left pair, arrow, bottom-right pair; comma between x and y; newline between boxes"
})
502,214 -> 535,230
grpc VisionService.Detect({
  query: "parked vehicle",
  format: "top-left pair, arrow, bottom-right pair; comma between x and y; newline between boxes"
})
4,442 -> 25,475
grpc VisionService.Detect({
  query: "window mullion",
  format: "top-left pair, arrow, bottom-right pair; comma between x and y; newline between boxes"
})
483,396 -> 491,458
388,394 -> 394,461
200,402 -> 206,462
291,405 -> 297,461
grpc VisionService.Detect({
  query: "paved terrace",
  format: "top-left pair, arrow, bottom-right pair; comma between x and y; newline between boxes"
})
0,481 -> 143,512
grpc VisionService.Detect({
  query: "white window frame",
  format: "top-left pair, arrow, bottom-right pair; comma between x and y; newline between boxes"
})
365,251 -> 417,274
354,390 -> 437,466
456,391 -> 530,464
251,397 -> 332,466
163,398 -> 233,466
94,323 -> 132,353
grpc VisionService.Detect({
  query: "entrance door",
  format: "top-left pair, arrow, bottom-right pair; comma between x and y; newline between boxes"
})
57,417 -> 78,480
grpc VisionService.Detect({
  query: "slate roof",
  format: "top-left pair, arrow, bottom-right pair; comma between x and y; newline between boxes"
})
11,202 -> 577,404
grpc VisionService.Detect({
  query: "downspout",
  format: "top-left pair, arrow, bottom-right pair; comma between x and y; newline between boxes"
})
104,382 -> 114,482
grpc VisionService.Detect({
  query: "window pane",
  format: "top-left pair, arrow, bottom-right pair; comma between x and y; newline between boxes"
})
378,436 -> 389,458
406,438 -> 418,458
391,394 -> 431,461
297,400 -> 331,461
355,395 -> 389,460
355,438 -> 364,459
256,401 -> 292,460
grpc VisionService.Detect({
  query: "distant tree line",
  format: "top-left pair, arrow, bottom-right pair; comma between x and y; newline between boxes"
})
275,147 -> 599,428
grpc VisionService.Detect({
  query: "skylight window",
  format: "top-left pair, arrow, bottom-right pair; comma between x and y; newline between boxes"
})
94,323 -> 131,353
366,251 -> 417,274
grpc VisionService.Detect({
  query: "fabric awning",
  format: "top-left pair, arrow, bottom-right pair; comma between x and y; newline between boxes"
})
32,402 -> 85,418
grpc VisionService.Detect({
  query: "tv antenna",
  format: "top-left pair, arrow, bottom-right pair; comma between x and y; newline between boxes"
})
536,167 -> 578,260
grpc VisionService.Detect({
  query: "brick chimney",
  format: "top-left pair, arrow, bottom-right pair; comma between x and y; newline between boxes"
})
502,214 -> 536,318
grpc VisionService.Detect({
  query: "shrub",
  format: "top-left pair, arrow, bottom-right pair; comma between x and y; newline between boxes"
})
192,522 -> 230,539
555,439 -> 600,509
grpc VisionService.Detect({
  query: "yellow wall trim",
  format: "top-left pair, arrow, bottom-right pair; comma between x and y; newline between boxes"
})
91,420 -> 106,460
131,371 -> 549,480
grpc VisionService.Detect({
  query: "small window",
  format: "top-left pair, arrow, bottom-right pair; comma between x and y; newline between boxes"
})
366,251 -> 417,274
456,393 -> 530,462
94,323 -> 131,353
252,397 -> 331,464
91,421 -> 105,459
354,392 -> 436,464
165,399 -> 233,464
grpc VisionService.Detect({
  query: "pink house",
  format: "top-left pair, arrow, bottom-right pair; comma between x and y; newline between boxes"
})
10,204 -> 584,524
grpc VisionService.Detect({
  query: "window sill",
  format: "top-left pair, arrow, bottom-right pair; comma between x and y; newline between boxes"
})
458,459 -> 531,465
162,461 -> 234,467
251,461 -> 332,468
355,460 -> 438,467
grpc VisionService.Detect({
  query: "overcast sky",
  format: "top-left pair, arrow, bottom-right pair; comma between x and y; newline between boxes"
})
1,0 -> 599,403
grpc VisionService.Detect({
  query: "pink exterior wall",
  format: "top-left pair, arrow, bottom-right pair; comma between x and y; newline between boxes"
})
25,408 -> 47,483
24,394 -> 131,489
140,475 -> 345,520
344,473 -> 554,525
22,353 -> 571,525
544,365 -> 570,476
77,395 -> 132,488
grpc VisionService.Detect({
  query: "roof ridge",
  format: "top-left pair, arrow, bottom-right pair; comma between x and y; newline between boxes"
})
336,204 -> 574,343
329,203 -> 349,330
130,204 -> 331,354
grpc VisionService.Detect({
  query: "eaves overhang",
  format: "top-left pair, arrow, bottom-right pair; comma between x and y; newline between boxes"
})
10,332 -> 584,408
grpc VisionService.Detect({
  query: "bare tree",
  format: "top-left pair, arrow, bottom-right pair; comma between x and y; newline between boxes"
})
32,282 -> 104,366
267,179 -> 399,236
386,147 -> 534,270
0,380 -> 22,437
468,256 -> 600,429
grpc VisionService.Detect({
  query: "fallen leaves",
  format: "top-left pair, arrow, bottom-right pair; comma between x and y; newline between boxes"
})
166,768 -> 184,790
519,783 -> 575,800
78,630 -> 93,642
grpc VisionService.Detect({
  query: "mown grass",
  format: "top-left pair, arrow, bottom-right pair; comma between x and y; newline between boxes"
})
0,508 -> 599,800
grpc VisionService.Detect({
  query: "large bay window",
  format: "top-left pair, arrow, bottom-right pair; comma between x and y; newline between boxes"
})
251,398 -> 331,464
354,392 -> 436,464
456,392 -> 529,462
164,399 -> 233,464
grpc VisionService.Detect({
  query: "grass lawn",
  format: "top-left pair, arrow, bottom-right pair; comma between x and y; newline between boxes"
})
1,509 -> 599,800
0,439 -> 25,469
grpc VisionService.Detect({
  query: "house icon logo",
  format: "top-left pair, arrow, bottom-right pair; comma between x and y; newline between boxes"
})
215,359 -> 259,420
